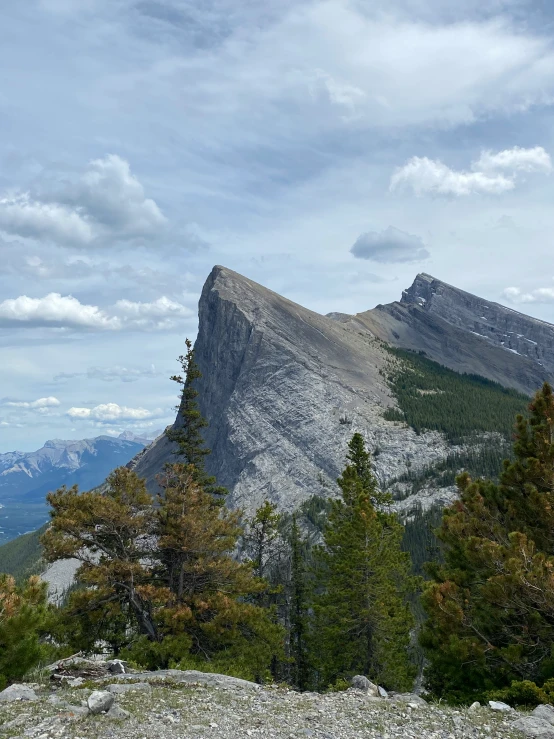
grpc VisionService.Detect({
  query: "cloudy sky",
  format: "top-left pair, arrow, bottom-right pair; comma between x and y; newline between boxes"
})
2,0 -> 554,450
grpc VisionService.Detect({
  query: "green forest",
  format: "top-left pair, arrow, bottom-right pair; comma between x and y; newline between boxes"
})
383,347 -> 529,442
5,343 -> 554,710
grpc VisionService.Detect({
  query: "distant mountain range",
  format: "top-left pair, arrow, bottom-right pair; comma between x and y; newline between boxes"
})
0,432 -> 152,544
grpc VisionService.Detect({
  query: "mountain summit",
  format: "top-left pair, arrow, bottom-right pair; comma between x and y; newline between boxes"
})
133,266 -> 552,515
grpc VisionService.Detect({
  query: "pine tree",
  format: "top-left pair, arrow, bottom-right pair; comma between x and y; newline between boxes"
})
313,434 -> 417,691
289,514 -> 310,691
166,339 -> 226,498
0,574 -> 49,689
41,467 -> 161,643
153,463 -> 284,679
421,383 -> 554,703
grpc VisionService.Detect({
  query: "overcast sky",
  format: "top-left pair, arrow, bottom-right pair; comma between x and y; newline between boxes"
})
2,0 -> 554,450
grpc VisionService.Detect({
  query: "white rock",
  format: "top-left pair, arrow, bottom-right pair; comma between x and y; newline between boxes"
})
513,716 -> 554,738
469,701 -> 481,711
378,686 -> 389,698
533,705 -> 554,726
0,684 -> 38,702
488,700 -> 513,712
87,690 -> 115,715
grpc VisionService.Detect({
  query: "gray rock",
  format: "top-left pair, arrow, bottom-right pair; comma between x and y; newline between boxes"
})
390,693 -> 427,706
106,704 -> 130,720
112,669 -> 260,691
0,684 -> 38,702
534,705 -> 554,726
469,701 -> 481,711
107,682 -> 152,694
130,267 -> 551,523
513,716 -> 554,738
87,690 -> 115,714
107,659 -> 127,674
351,675 -> 378,696
378,686 -> 388,698
488,700 -> 513,712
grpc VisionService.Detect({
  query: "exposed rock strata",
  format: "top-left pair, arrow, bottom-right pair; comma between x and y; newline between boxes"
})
133,267 -> 554,515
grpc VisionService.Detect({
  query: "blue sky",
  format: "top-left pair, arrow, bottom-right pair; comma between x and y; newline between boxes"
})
2,0 -> 554,450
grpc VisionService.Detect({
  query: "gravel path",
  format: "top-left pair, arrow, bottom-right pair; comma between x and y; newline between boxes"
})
0,675 -> 525,739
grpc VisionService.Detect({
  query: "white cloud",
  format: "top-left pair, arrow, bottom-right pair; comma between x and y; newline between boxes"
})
0,155 -> 166,247
0,293 -> 119,330
390,146 -> 551,196
67,402 -> 162,422
54,365 -> 160,383
0,293 -> 193,332
0,194 -> 94,246
474,146 -> 552,174
502,286 -> 554,304
390,156 -> 515,196
351,226 -> 429,263
114,296 -> 193,329
3,396 -> 60,409
69,154 -> 167,239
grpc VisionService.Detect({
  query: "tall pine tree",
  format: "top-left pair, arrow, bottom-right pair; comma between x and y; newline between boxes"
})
421,383 -> 554,703
166,339 -> 225,498
313,433 -> 417,690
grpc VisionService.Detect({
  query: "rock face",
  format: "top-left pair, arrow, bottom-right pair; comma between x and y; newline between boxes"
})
357,273 -> 550,396
133,267 -> 554,514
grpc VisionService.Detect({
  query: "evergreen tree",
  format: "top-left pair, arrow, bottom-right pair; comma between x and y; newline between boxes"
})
0,574 -> 49,689
152,463 -> 284,679
313,434 -> 417,691
41,467 -> 161,642
289,515 -> 310,690
166,339 -> 225,497
421,383 -> 554,703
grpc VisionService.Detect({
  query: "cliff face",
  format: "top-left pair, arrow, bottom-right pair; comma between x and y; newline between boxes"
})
136,266 -> 550,513
402,273 -> 554,373
356,276 -> 549,396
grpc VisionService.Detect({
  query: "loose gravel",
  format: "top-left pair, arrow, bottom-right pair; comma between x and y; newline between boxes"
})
0,675 -> 527,739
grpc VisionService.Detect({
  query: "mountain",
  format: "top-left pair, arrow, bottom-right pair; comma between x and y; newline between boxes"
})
0,433 -> 148,544
131,266 -> 548,517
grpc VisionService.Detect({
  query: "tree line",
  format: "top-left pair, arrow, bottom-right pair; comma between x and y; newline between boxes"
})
4,342 -> 554,708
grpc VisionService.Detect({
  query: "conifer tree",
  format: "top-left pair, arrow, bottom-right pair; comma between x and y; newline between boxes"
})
41,467 -> 161,642
421,383 -> 554,702
289,515 -> 310,691
153,463 -> 284,678
166,339 -> 225,498
313,433 -> 417,690
0,574 -> 49,689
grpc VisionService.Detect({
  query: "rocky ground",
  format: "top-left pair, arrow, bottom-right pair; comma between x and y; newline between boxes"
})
0,661 -> 548,739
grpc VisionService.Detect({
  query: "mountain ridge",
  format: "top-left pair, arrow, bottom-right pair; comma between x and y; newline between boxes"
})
131,265 -> 547,516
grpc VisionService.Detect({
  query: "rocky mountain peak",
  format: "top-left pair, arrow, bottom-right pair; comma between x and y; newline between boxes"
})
399,273 -> 554,375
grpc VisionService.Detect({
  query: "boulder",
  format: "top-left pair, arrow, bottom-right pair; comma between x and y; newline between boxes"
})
488,700 -> 513,712
512,716 -> 554,738
87,690 -> 115,715
107,660 -> 127,674
112,669 -> 260,691
351,675 -> 379,696
469,701 -> 481,711
534,705 -> 554,726
0,684 -> 38,702
378,686 -> 388,699
106,704 -> 130,720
